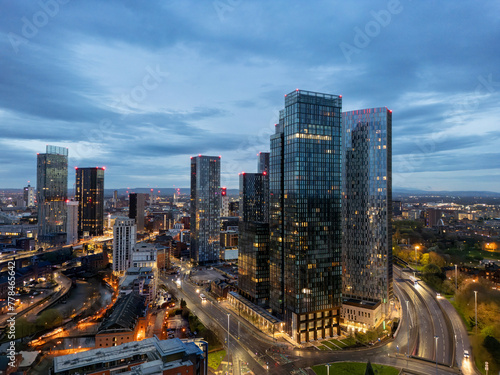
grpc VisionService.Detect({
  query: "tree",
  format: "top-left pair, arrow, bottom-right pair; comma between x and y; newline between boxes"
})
428,251 -> 446,268
422,263 -> 441,275
421,253 -> 430,266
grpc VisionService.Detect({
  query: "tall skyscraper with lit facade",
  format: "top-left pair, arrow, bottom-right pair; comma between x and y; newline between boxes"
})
269,90 -> 342,343
238,170 -> 270,306
37,145 -> 68,242
75,167 -> 105,238
190,155 -> 221,265
342,107 -> 393,317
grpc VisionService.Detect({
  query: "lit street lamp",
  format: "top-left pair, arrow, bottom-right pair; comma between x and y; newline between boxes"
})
406,300 -> 410,357
455,264 -> 458,290
474,290 -> 478,335
434,336 -> 439,375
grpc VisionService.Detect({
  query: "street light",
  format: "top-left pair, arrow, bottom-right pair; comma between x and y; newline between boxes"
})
326,363 -> 331,375
434,336 -> 439,375
455,264 -> 458,290
227,313 -> 230,375
474,290 -> 478,335
406,300 -> 410,357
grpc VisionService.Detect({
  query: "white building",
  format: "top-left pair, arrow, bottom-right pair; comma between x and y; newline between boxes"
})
112,217 -> 137,274
66,200 -> 79,245
131,243 -> 157,268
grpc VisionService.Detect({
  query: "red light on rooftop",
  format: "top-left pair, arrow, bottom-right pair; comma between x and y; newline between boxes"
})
339,95 -> 342,98
388,109 -> 393,113
296,88 -> 299,91
263,171 -> 267,175
102,166 -> 106,170
198,154 -> 201,157
284,94 -> 287,97
219,155 -> 221,158
75,167 -> 78,169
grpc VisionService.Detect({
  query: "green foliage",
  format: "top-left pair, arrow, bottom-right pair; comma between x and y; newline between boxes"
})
312,362 -> 399,375
422,263 -> 441,275
483,336 -> 500,366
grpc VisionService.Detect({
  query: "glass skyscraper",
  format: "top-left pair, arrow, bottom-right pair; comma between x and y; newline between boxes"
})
238,171 -> 270,307
75,167 -> 105,238
37,145 -> 68,242
269,90 -> 342,343
342,107 -> 393,315
190,155 -> 221,265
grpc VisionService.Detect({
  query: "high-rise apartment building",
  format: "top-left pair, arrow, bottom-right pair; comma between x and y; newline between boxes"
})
342,107 -> 393,319
221,187 -> 229,217
269,90 -> 342,343
129,193 -> 147,232
238,171 -> 270,307
75,167 -> 104,238
113,217 -> 137,274
66,200 -> 79,245
37,145 -> 68,242
258,152 -> 270,173
23,184 -> 35,207
190,155 -> 221,265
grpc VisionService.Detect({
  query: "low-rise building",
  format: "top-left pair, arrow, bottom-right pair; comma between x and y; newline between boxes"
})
53,336 -> 207,375
341,299 -> 382,332
95,292 -> 147,348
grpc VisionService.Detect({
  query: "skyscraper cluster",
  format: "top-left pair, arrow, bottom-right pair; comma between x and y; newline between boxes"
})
188,89 -> 392,344
36,145 -> 105,246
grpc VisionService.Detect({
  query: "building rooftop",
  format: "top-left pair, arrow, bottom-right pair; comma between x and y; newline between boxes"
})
53,337 -> 158,373
98,292 -> 145,333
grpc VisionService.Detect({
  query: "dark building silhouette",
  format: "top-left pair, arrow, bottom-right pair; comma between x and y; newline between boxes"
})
238,171 -> 270,307
75,167 -> 105,238
129,193 -> 147,232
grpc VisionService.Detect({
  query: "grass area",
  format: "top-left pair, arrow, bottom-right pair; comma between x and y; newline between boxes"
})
321,340 -> 340,350
316,345 -> 330,351
329,339 -> 348,348
207,349 -> 226,370
449,299 -> 472,330
312,362 -> 399,375
340,336 -> 357,347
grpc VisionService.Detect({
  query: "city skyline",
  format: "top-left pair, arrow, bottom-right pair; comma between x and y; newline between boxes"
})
1,2 -> 500,192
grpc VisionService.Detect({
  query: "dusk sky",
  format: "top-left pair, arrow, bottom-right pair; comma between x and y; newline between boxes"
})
1,1 -> 499,192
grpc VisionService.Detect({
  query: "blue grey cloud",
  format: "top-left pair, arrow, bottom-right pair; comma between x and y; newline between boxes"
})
1,1 -> 499,191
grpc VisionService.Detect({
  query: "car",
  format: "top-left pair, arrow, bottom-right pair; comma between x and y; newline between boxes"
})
463,349 -> 469,359
436,293 -> 441,298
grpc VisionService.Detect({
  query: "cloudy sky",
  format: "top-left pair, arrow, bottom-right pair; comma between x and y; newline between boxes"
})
1,1 -> 499,192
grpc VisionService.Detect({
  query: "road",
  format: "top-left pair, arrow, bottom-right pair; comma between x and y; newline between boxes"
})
163,264 -> 464,375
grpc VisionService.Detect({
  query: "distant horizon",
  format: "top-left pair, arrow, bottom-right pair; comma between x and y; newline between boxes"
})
2,186 -> 500,195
